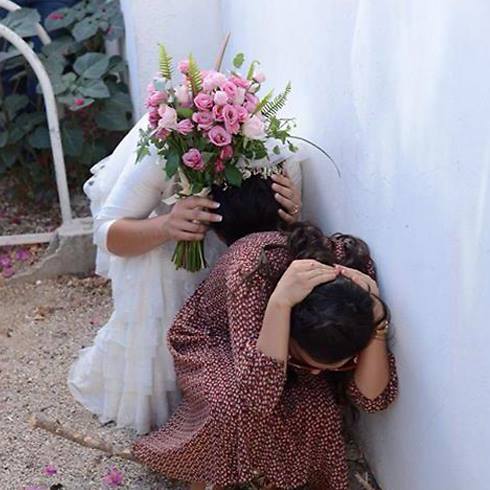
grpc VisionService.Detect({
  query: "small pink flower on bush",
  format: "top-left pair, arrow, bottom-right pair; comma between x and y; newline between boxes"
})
0,255 -> 12,268
222,104 -> 240,134
220,80 -> 238,100
147,91 -> 168,108
157,106 -> 178,130
213,90 -> 229,106
175,84 -> 191,106
208,126 -> 232,147
43,464 -> 57,476
182,149 -> 205,171
177,119 -> 194,135
215,158 -> 225,172
102,467 -> 124,487
192,111 -> 214,130
242,115 -> 266,140
220,145 -> 234,161
253,72 -> 266,83
48,12 -> 64,20
194,93 -> 213,111
74,98 -> 85,106
178,59 -> 189,74
15,248 -> 30,262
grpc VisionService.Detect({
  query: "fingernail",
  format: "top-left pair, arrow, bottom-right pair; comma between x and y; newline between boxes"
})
275,193 -> 280,198
213,202 -> 220,208
216,215 -> 223,222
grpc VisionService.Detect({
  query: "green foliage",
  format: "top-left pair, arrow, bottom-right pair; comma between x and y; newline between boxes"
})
253,89 -> 273,115
159,44 -> 173,80
262,82 -> 291,119
246,60 -> 260,80
232,52 -> 245,69
187,54 -> 202,95
0,2 -> 133,203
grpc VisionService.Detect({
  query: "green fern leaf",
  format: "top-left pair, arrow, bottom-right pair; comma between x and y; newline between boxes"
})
187,54 -> 202,95
159,44 -> 173,80
246,60 -> 260,80
253,89 -> 274,115
262,82 -> 291,118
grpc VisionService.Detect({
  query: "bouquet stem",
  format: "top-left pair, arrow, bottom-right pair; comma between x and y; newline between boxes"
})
172,240 -> 207,272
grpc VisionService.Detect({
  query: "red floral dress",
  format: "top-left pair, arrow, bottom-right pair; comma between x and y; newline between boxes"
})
133,232 -> 398,489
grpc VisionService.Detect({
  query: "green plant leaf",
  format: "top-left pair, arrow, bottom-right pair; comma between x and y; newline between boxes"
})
42,36 -> 79,57
28,126 -> 51,149
225,165 -> 243,187
187,54 -> 202,95
78,79 -> 110,98
61,126 -> 84,156
0,131 -> 8,148
107,55 -> 126,75
45,8 -> 76,31
247,60 -> 260,80
4,95 -> 29,119
176,107 -> 194,119
233,52 -> 245,69
105,12 -> 125,41
159,44 -> 173,80
72,15 -> 99,41
2,8 -> 41,37
79,140 -> 108,166
95,100 -> 131,131
74,52 -> 110,79
165,148 -> 180,178
0,145 -> 20,169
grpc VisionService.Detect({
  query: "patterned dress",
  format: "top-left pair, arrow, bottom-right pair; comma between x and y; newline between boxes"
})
133,232 -> 398,489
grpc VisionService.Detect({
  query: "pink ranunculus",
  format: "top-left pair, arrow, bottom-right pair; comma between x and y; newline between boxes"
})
213,90 -> 229,106
208,126 -> 232,147
212,104 -> 224,121
241,115 -> 266,140
253,72 -> 266,83
236,105 -> 249,123
148,107 -> 160,128
215,158 -> 225,172
194,93 -> 213,111
222,104 -> 240,135
233,87 -> 246,106
192,111 -> 214,130
178,59 -> 189,74
174,84 -> 191,107
147,91 -> 168,108
202,71 -> 226,92
177,118 -> 194,135
220,145 -> 234,161
220,80 -> 238,100
182,148 -> 205,171
157,106 -> 178,130
230,75 -> 251,89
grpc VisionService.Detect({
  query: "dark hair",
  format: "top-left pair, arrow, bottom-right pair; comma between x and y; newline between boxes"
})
211,175 -> 282,245
287,222 -> 385,365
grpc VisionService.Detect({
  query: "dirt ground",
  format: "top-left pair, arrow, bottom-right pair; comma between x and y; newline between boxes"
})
0,274 -> 380,490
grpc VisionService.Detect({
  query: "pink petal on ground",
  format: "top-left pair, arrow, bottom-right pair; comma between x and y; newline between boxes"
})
0,255 -> 12,269
15,248 -> 31,262
102,467 -> 124,487
2,267 -> 15,278
43,464 -> 58,476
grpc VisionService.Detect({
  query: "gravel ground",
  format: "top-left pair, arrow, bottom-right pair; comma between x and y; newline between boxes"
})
0,274 -> 380,490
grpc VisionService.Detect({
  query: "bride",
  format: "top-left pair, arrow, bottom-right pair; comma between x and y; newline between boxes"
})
68,111 -> 303,435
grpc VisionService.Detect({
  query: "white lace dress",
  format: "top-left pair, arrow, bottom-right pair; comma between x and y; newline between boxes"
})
68,114 -> 303,434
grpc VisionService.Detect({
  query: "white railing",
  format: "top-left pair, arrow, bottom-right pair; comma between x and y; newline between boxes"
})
0,0 -> 72,246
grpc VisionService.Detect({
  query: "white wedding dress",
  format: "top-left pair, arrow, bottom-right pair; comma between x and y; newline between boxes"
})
68,113 -> 303,434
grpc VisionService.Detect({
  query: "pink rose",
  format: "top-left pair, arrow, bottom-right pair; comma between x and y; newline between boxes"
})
208,126 -> 232,147
192,111 -> 214,130
212,104 -> 224,121
215,158 -> 225,172
213,90 -> 229,106
182,148 -> 205,171
194,93 -> 213,111
220,80 -> 238,100
233,87 -> 246,106
230,75 -> 251,89
157,105 -> 178,130
236,105 -> 248,122
253,72 -> 266,83
147,82 -> 155,94
177,118 -> 194,135
155,127 -> 170,140
148,107 -> 160,128
147,91 -> 168,108
178,59 -> 189,74
241,115 -> 266,140
203,71 -> 226,92
222,104 -> 240,134
174,84 -> 191,106
244,93 -> 259,113
220,145 -> 234,160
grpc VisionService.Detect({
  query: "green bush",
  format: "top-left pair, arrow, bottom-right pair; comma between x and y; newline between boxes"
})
0,0 -> 133,203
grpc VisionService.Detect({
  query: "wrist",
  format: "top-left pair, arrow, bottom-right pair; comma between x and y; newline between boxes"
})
268,291 -> 294,311
153,214 -> 171,243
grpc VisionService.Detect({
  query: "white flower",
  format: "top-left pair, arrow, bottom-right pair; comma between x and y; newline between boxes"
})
241,115 -> 266,140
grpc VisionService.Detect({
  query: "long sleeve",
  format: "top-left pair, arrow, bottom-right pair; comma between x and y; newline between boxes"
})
225,244 -> 290,416
347,353 -> 398,413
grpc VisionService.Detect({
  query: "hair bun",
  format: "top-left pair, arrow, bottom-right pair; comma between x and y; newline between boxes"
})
287,222 -> 334,264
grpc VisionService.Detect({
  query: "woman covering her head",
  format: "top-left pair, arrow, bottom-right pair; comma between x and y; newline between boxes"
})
133,174 -> 398,490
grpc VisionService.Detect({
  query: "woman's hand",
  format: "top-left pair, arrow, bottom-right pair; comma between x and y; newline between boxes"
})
160,196 -> 222,242
270,260 -> 338,309
271,172 -> 302,224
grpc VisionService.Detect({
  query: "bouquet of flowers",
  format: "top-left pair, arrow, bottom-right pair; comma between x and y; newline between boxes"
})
136,46 -> 299,272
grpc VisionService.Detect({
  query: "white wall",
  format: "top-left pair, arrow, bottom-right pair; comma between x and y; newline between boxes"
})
121,1 -> 490,488
121,0 -> 224,118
